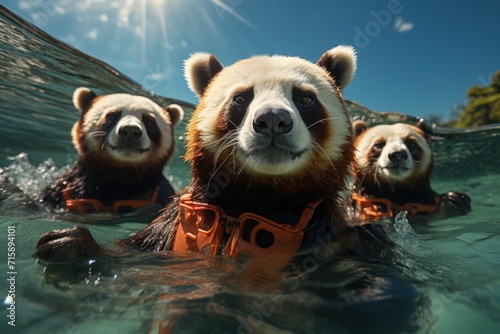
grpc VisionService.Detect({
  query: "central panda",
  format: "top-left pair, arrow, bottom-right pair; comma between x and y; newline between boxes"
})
35,46 -> 392,264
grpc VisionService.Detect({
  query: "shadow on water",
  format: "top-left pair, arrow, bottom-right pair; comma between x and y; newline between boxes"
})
1,5 -> 500,334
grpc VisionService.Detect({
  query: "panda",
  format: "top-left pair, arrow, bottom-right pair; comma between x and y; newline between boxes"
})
351,120 -> 471,221
35,46 -> 393,264
39,87 -> 183,215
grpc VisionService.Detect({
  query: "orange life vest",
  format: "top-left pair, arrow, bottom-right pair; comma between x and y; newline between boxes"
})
62,183 -> 160,214
172,193 -> 322,260
352,192 -> 439,221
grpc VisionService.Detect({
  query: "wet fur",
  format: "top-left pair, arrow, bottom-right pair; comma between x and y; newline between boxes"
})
35,47 -> 395,263
352,121 -> 471,218
40,160 -> 174,207
39,88 -> 181,210
124,48 -> 357,251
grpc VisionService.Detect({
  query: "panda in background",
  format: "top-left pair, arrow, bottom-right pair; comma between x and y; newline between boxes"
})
351,120 -> 471,221
39,87 -> 183,216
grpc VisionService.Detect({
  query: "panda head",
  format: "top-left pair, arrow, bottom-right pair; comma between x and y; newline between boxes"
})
353,121 -> 433,184
71,88 -> 183,168
183,45 -> 357,186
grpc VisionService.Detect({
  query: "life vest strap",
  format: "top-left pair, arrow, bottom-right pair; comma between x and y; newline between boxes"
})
62,183 -> 160,214
352,192 -> 439,221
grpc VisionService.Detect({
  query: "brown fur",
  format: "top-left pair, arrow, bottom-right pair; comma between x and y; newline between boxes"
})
35,47 -> 396,265
351,121 -> 471,218
354,130 -> 434,204
126,52 -> 356,251
39,88 -> 181,211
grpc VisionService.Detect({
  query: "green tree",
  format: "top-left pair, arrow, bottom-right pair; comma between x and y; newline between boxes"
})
454,71 -> 500,127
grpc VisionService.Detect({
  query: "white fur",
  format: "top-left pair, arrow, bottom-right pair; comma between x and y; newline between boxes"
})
106,113 -> 150,161
321,45 -> 357,89
183,52 -> 218,97
355,123 -> 431,182
194,55 -> 352,175
77,94 -> 174,162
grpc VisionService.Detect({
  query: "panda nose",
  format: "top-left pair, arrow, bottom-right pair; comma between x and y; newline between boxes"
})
118,125 -> 142,139
388,149 -> 408,163
253,108 -> 293,136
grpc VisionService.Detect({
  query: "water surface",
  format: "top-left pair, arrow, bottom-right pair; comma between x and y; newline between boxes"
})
1,6 -> 500,334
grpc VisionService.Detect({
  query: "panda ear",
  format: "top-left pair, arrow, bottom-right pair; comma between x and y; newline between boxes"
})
415,118 -> 427,130
415,118 -> 433,142
317,45 -> 357,90
73,87 -> 97,113
184,53 -> 224,97
165,104 -> 184,126
352,120 -> 367,138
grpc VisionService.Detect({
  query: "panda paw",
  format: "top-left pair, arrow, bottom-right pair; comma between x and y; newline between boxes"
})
34,225 -> 103,264
438,191 -> 472,217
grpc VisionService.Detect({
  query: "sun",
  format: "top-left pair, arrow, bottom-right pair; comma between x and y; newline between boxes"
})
18,0 -> 256,95
23,0 -> 255,62
72,0 -> 254,66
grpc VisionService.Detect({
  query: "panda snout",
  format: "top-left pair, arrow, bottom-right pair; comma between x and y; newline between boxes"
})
388,149 -> 408,163
252,108 -> 293,137
118,124 -> 142,139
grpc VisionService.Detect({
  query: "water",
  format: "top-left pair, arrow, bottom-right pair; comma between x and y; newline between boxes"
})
1,5 -> 500,334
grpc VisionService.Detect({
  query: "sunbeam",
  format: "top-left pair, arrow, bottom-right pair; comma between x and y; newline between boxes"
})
141,0 -> 147,67
210,0 -> 257,31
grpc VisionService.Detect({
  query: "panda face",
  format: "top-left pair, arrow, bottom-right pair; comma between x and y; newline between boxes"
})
98,111 -> 158,162
355,123 -> 432,182
72,89 -> 182,166
189,53 -> 354,176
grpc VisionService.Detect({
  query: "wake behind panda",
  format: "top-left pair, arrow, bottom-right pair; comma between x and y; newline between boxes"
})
35,46 -> 393,264
351,120 -> 471,221
39,87 -> 183,216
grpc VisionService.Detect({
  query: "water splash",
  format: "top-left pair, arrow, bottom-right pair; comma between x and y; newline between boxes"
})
0,152 -> 66,197
393,211 -> 419,251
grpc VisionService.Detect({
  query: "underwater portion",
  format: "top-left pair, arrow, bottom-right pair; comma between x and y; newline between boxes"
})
1,6 -> 500,334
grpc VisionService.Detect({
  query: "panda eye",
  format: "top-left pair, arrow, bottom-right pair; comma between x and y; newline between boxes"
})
102,111 -> 122,131
233,95 -> 247,105
373,141 -> 385,150
298,93 -> 315,106
143,114 -> 156,126
405,139 -> 419,150
105,111 -> 121,123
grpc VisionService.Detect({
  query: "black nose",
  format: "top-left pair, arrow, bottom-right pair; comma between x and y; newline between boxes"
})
118,125 -> 142,139
388,149 -> 408,163
253,108 -> 293,136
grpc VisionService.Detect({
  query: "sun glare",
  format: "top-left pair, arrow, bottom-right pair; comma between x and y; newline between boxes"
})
83,0 -> 255,65
25,0 -> 256,91
147,0 -> 256,65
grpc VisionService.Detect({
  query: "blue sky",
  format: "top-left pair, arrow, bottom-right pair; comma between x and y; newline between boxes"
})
3,0 -> 499,119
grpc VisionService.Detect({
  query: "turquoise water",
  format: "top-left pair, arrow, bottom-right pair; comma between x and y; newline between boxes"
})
1,6 -> 500,334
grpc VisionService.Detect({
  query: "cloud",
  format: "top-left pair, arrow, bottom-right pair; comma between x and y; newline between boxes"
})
18,1 -> 33,11
394,17 -> 414,33
117,4 -> 132,28
85,29 -> 98,40
63,34 -> 77,45
146,72 -> 169,81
